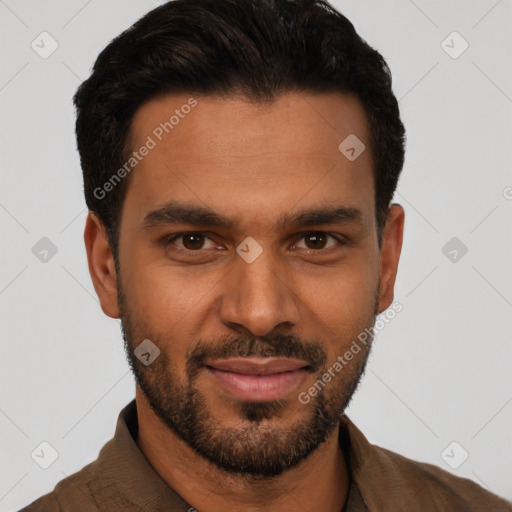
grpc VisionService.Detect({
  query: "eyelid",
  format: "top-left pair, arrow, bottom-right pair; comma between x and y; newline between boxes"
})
164,232 -> 219,252
292,231 -> 346,251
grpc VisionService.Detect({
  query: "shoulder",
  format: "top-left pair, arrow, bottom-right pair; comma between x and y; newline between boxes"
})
373,444 -> 512,511
341,415 -> 512,511
17,461 -> 100,512
18,491 -> 61,512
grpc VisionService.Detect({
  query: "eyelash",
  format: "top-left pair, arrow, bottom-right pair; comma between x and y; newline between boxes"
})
163,231 -> 346,256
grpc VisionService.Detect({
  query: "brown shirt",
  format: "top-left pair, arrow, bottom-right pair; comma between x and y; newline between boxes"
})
20,400 -> 512,512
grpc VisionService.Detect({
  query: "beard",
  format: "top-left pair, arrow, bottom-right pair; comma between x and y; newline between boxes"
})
118,278 -> 379,479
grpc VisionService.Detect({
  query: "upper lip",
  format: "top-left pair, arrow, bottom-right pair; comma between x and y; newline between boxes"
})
206,357 -> 310,375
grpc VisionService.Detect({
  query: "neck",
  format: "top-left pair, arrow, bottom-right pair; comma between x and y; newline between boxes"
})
135,389 -> 350,512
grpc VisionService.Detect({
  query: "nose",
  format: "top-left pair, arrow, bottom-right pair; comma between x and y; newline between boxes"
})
218,248 -> 300,337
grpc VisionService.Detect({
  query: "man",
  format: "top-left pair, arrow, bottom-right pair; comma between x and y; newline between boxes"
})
20,0 -> 512,510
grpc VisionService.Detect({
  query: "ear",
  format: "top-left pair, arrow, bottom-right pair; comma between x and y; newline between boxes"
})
84,211 -> 120,319
377,203 -> 405,314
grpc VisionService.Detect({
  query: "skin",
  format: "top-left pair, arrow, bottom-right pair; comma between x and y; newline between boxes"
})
84,91 -> 404,512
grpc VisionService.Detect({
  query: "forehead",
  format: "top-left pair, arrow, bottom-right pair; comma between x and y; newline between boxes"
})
122,91 -> 374,233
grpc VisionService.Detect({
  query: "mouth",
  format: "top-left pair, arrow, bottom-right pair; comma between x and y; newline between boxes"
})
205,357 -> 311,401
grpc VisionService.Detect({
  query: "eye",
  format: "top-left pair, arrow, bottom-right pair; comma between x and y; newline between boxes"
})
165,232 -> 217,252
293,232 -> 344,252
163,231 -> 345,256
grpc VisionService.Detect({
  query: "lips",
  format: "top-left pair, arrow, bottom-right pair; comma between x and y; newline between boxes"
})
207,357 -> 310,375
205,357 -> 310,401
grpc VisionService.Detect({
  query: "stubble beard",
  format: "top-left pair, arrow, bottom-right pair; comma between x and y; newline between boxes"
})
118,279 -> 379,478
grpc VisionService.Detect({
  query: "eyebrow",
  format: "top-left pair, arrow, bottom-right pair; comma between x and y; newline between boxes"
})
141,200 -> 364,232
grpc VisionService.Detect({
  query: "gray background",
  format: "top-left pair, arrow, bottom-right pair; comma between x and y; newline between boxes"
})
1,0 -> 511,509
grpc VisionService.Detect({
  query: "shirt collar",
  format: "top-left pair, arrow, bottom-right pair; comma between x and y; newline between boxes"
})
94,399 -> 192,511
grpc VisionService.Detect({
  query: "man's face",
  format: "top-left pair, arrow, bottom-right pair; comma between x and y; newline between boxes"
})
114,92 -> 384,477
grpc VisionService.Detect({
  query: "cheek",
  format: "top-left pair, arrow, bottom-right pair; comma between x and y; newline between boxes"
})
299,261 -> 379,355
123,261 -> 221,348
121,235 -> 379,354
309,251 -> 378,307
125,249 -> 202,312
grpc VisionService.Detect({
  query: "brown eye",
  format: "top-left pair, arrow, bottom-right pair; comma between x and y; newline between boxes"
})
165,232 -> 216,252
303,232 -> 328,250
294,232 -> 343,251
181,233 -> 206,250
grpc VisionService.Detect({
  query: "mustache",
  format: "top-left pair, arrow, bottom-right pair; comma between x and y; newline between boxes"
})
186,333 -> 327,377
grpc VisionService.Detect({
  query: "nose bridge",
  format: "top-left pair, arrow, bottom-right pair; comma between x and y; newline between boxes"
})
219,246 -> 300,336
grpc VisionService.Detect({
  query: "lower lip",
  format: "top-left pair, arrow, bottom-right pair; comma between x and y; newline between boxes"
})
206,367 -> 309,401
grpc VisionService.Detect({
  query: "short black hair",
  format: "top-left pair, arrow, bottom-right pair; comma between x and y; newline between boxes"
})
73,0 -> 406,262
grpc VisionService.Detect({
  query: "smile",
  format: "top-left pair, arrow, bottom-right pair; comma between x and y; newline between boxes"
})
205,357 -> 310,401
